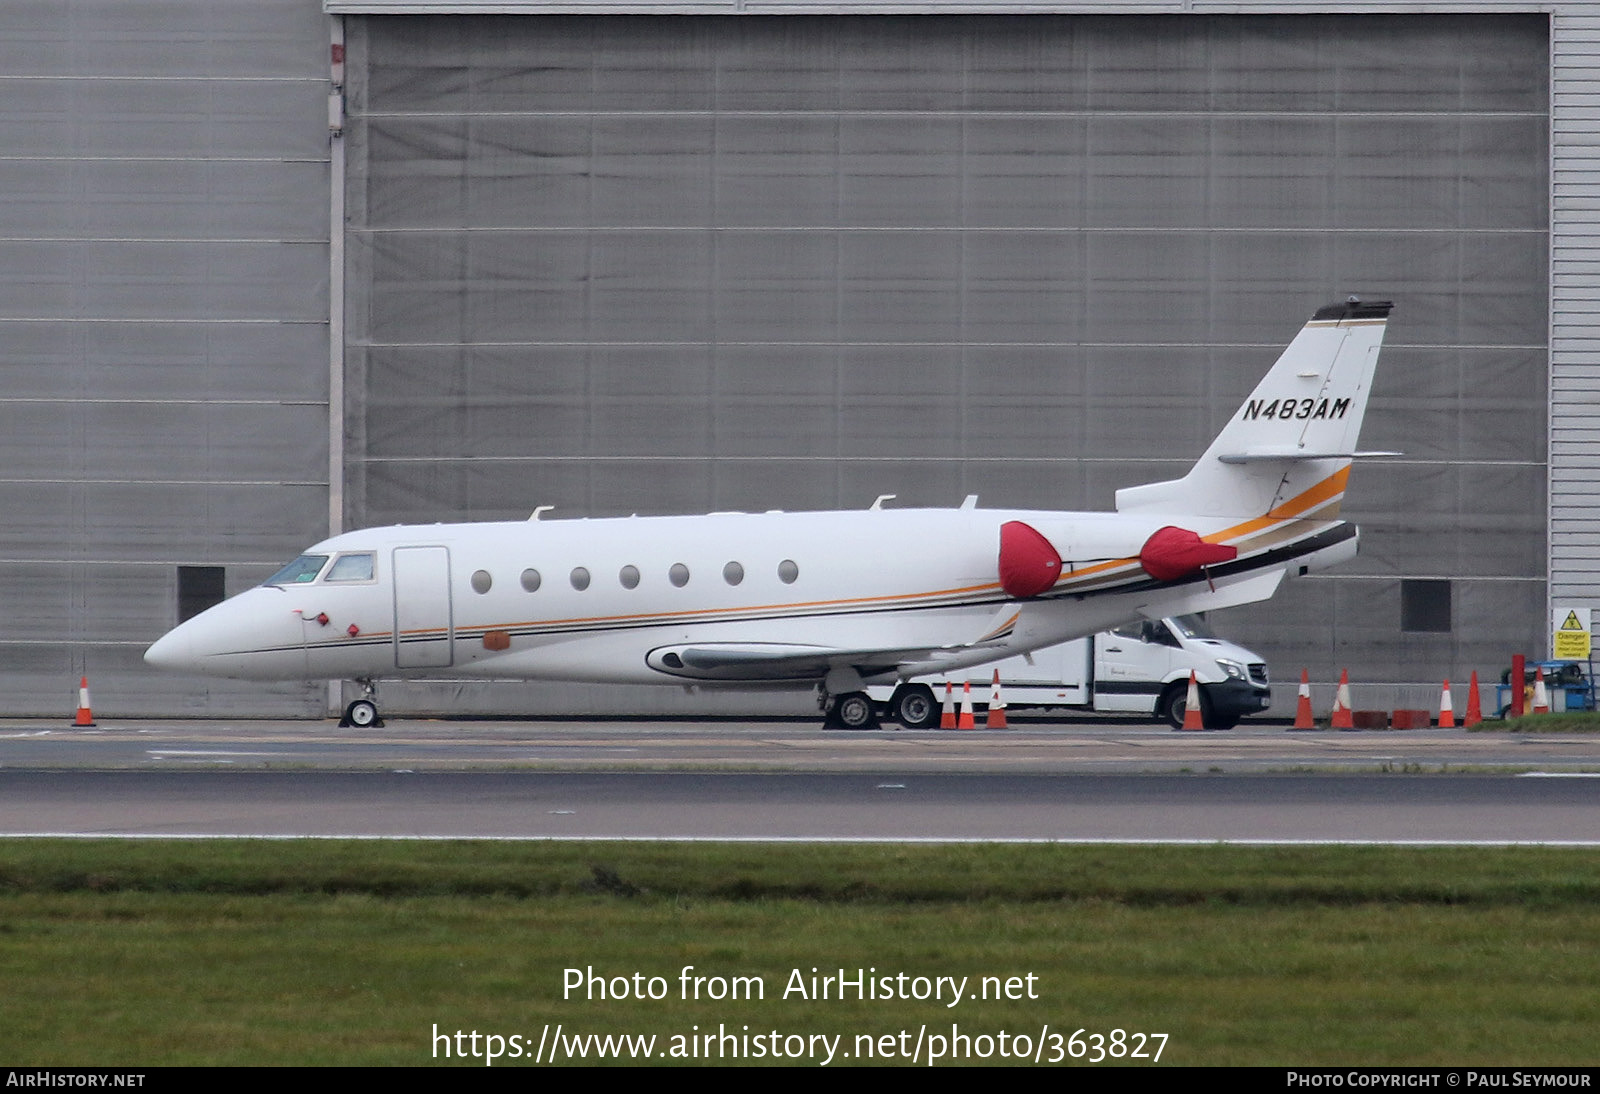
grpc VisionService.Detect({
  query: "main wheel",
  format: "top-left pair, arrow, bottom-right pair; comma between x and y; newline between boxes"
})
892,684 -> 940,729
344,699 -> 379,728
833,692 -> 877,730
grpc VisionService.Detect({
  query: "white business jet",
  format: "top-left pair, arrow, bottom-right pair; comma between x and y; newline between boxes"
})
146,299 -> 1392,729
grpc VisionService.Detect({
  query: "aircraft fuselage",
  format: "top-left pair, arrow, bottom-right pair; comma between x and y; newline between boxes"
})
146,505 -> 1347,688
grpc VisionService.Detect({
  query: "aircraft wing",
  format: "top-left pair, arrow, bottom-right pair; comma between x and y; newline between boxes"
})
644,641 -> 986,683
644,604 -> 1021,683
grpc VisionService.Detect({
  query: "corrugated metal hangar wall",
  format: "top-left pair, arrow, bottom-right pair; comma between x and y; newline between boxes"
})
0,1 -> 1554,716
0,0 -> 332,716
341,11 -> 1548,716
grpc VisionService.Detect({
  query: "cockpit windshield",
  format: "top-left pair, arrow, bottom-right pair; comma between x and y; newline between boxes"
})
325,553 -> 375,582
264,554 -> 329,586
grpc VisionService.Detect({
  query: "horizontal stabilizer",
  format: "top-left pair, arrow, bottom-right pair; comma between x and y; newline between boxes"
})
1216,449 -> 1401,464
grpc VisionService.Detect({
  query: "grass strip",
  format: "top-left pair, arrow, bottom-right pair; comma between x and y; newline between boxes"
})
1477,710 -> 1600,732
2,840 -> 1598,1066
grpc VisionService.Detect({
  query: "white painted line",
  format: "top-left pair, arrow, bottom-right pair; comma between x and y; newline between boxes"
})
3,834 -> 1600,846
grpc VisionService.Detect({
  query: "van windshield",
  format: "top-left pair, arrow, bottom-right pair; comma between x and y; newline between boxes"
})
264,554 -> 328,586
1168,614 -> 1217,640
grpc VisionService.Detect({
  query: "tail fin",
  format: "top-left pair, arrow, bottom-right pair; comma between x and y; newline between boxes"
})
1115,298 -> 1392,520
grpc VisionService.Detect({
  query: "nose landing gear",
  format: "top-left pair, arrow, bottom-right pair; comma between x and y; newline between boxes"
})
338,679 -> 385,728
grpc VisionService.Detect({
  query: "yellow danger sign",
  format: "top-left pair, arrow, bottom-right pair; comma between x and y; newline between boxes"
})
1554,607 -> 1592,659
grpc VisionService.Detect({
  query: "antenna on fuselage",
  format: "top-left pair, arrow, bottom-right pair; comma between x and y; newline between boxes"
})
529,506 -> 554,521
870,495 -> 896,510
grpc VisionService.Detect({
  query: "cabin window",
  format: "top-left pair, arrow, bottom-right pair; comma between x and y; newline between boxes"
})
177,565 -> 225,623
263,554 -> 327,586
520,568 -> 541,593
619,564 -> 640,589
571,566 -> 591,591
723,561 -> 744,586
471,569 -> 492,594
778,559 -> 799,584
669,563 -> 690,587
325,553 -> 375,582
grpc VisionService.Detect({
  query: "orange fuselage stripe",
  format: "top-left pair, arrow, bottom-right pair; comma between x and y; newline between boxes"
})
1051,466 -> 1349,587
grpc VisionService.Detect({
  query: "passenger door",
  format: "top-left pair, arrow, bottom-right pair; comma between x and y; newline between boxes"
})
392,546 -> 454,668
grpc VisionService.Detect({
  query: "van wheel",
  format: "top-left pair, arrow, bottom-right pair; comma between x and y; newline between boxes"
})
892,685 -> 940,729
1158,684 -> 1204,730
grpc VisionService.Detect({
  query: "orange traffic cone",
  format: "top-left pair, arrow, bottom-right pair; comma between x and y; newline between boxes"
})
1331,669 -> 1354,730
957,681 -> 976,730
939,681 -> 956,729
1180,671 -> 1204,731
73,675 -> 96,727
1464,671 -> 1483,728
985,669 -> 1008,729
1438,680 -> 1455,728
1291,669 -> 1315,730
1533,666 -> 1550,714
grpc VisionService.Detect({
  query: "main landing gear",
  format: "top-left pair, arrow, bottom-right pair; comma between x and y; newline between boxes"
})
338,679 -> 385,728
817,664 -> 882,730
819,686 -> 880,730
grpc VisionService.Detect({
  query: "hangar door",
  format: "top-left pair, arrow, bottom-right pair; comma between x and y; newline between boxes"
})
340,14 -> 1547,714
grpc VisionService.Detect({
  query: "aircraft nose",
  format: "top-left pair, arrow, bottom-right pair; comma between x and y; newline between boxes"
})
144,625 -> 198,673
143,587 -> 311,680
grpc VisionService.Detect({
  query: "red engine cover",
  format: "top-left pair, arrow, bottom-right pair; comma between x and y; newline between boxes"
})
998,521 -> 1063,598
1139,526 -> 1237,582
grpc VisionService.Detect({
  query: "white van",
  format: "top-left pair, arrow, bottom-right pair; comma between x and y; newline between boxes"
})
868,615 -> 1270,729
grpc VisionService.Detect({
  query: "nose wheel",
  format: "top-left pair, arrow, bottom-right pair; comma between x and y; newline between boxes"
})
338,681 -> 385,728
